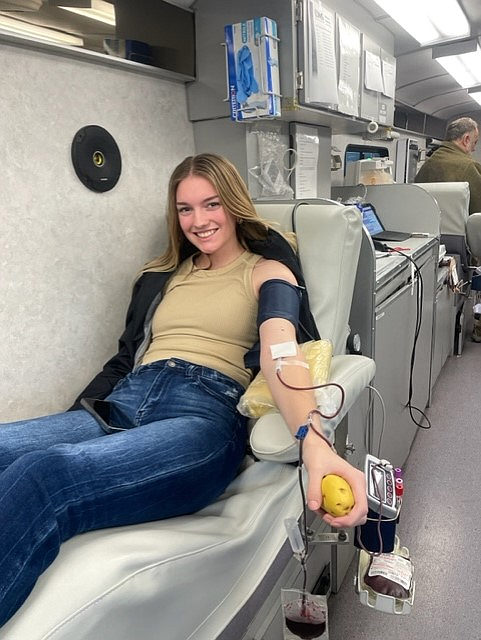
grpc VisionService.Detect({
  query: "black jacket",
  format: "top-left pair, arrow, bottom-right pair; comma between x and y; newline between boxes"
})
70,229 -> 319,410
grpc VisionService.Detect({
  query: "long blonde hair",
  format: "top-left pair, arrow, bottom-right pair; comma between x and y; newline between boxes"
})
142,153 -> 288,273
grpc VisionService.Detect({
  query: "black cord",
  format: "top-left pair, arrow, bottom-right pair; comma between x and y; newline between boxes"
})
388,248 -> 432,430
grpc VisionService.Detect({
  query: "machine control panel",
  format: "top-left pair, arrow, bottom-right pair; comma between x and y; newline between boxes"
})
365,454 -> 398,519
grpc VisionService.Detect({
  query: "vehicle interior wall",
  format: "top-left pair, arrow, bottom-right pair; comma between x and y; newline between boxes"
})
0,42 -> 195,422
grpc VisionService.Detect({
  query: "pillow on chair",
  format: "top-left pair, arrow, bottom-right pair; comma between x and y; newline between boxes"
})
237,340 -> 333,419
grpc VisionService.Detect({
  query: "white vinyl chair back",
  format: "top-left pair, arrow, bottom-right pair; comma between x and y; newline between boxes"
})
416,181 -> 481,262
415,182 -> 470,269
255,201 -> 363,356
414,181 -> 469,237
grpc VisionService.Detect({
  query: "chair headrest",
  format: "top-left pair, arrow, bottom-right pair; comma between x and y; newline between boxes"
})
415,182 -> 469,236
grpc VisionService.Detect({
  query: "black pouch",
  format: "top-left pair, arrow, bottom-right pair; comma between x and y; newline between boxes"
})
354,508 -> 398,553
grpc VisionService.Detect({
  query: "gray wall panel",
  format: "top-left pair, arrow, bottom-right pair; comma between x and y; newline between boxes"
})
1,43 -> 194,420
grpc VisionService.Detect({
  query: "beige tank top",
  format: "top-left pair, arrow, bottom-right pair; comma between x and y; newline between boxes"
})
141,251 -> 262,388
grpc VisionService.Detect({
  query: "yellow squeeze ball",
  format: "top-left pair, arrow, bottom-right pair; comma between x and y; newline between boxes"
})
321,474 -> 355,517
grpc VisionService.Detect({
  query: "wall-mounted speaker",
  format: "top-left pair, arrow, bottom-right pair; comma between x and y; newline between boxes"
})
71,125 -> 121,193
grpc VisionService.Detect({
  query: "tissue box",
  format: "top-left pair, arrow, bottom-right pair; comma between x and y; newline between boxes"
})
224,17 -> 281,121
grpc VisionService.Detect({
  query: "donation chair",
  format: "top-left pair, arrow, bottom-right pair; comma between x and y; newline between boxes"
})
0,201 -> 375,640
415,181 -> 481,352
415,181 -> 471,272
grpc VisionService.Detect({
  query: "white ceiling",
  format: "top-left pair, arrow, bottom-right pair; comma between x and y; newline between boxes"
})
351,0 -> 481,121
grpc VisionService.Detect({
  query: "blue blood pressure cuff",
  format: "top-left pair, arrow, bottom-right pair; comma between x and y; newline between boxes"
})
244,278 -> 303,370
257,278 -> 302,330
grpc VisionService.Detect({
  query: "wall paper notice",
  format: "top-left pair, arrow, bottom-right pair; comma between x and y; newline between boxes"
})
381,53 -> 396,98
293,125 -> 320,198
364,49 -> 384,93
305,0 -> 339,106
337,15 -> 361,116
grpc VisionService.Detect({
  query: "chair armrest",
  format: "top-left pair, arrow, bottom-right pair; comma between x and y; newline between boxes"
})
249,355 -> 376,463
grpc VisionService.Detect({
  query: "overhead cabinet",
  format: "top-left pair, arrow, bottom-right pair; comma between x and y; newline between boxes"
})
187,0 -> 395,131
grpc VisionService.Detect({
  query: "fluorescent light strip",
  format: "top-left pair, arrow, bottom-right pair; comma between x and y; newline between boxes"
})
467,85 -> 481,106
59,0 -> 115,27
0,14 -> 84,45
372,0 -> 470,45
436,46 -> 481,88
469,92 -> 481,107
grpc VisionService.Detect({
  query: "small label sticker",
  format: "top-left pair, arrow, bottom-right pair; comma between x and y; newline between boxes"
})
368,554 -> 413,591
270,341 -> 297,359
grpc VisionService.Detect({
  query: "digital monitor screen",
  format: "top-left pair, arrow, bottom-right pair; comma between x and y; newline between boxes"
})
371,468 -> 387,501
345,150 -> 379,164
357,204 -> 384,236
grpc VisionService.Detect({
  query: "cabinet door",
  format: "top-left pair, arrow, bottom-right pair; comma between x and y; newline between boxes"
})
374,282 -> 418,467
373,254 -> 435,467
297,0 -> 339,108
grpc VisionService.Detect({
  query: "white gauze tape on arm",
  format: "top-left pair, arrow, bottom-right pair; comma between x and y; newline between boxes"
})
270,341 -> 297,359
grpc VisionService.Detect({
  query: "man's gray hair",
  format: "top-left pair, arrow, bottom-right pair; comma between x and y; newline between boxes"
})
445,117 -> 479,141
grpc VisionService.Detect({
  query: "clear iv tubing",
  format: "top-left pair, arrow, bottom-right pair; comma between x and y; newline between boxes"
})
284,436 -> 310,608
285,517 -> 306,554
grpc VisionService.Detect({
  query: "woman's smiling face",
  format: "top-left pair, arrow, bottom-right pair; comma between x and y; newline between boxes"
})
176,174 -> 241,266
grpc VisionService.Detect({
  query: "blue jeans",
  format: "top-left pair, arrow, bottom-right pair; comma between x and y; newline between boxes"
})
0,359 -> 247,626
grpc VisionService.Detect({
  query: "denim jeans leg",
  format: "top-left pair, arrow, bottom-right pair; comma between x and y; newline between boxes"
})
0,361 -> 248,627
0,410 -> 105,473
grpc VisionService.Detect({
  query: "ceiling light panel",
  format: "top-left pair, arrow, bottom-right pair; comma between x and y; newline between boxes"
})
436,46 -> 481,88
372,0 -> 470,45
469,92 -> 481,107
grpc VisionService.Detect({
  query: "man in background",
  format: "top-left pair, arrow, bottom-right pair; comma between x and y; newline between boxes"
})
415,117 -> 481,342
415,117 -> 481,215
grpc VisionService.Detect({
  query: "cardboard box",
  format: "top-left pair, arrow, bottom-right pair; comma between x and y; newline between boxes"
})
224,17 -> 281,121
